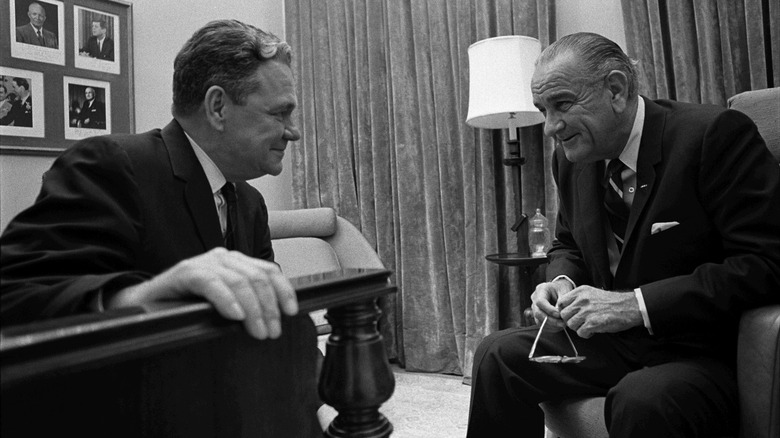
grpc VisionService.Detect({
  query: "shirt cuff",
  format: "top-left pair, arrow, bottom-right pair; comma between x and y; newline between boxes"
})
634,287 -> 654,335
551,275 -> 576,290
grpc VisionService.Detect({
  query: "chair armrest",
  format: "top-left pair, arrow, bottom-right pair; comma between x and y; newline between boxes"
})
738,305 -> 780,438
326,217 -> 384,270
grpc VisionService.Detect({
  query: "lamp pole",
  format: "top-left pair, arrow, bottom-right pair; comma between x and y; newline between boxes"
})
506,125 -> 530,256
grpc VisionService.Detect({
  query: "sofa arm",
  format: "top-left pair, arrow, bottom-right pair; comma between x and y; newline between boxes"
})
738,305 -> 780,438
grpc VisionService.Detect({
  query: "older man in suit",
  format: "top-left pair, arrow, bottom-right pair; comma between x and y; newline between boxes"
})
76,87 -> 106,128
467,32 -> 780,437
16,2 -> 58,49
1,19 -> 319,435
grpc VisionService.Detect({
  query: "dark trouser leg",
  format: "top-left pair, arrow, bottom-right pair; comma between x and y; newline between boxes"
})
466,326 -> 640,438
605,358 -> 738,438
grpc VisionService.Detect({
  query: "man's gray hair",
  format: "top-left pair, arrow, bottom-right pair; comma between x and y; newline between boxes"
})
537,32 -> 640,97
172,19 -> 292,116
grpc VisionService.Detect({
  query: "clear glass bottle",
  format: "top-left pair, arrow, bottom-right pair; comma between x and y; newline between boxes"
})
528,208 -> 550,258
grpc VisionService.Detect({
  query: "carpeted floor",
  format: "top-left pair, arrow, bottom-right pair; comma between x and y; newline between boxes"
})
319,365 -> 472,437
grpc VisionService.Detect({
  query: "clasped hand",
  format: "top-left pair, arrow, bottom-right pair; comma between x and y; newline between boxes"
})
530,280 -> 642,338
108,247 -> 298,340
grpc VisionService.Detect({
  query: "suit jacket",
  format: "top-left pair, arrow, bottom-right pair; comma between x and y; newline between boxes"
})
0,95 -> 32,127
547,97 -> 780,355
0,120 -> 275,325
78,99 -> 106,129
16,24 -> 58,49
84,36 -> 114,61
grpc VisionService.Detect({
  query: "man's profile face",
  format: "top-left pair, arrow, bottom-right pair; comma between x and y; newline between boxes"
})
85,88 -> 95,101
12,80 -> 24,95
531,52 -> 622,163
91,22 -> 106,38
28,4 -> 46,28
0,87 -> 6,101
209,61 -> 301,181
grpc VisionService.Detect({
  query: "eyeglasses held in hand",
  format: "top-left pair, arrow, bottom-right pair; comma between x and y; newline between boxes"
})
528,316 -> 586,364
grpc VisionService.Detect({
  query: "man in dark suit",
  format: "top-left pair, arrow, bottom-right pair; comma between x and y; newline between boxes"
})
76,87 -> 105,129
16,2 -> 58,49
80,19 -> 114,61
1,22 -> 319,433
467,33 -> 780,437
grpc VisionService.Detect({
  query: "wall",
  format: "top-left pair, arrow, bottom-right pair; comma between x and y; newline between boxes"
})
0,0 -> 290,232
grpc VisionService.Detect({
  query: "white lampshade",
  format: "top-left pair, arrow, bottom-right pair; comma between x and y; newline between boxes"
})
466,36 -> 544,129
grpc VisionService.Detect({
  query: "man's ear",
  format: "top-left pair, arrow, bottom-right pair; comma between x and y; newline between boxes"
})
203,85 -> 228,131
605,70 -> 629,114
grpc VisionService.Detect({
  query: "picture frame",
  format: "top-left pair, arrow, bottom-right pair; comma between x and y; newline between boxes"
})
9,0 -> 66,66
0,0 -> 133,156
63,76 -> 111,139
0,67 -> 45,138
73,5 -> 120,75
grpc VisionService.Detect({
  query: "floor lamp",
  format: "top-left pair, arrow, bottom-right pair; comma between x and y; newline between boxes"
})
466,35 -> 545,256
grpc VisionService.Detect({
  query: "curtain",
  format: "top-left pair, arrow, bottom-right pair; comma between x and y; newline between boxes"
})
622,0 -> 779,105
285,0 -> 555,379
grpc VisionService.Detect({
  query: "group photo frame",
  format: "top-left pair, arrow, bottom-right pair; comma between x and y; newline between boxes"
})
0,0 -> 132,156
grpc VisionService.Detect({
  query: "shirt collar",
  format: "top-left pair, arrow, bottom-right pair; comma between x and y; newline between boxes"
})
608,97 -> 645,173
183,131 -> 226,195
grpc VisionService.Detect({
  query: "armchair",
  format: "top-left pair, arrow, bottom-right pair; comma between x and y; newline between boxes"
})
268,207 -> 385,332
541,87 -> 780,438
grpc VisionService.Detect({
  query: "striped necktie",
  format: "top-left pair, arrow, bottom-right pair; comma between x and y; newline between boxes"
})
221,183 -> 237,250
603,159 -> 629,251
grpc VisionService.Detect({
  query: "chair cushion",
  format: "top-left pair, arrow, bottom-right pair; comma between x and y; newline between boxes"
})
272,237 -> 341,279
541,397 -> 607,438
737,305 -> 780,438
268,208 -> 337,239
727,88 -> 780,162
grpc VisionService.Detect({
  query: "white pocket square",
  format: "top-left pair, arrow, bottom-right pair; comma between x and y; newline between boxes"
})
651,221 -> 680,235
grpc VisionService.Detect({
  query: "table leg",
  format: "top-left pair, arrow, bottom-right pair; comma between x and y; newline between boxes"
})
319,299 -> 395,438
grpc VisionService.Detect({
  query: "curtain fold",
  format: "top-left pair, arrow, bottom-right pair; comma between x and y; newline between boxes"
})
285,0 -> 555,378
622,0 -> 778,104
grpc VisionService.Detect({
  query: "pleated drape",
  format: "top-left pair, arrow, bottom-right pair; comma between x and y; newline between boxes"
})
622,0 -> 779,104
285,0 -> 555,378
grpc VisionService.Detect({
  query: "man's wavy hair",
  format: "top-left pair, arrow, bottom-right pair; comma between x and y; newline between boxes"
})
537,32 -> 640,97
172,20 -> 292,116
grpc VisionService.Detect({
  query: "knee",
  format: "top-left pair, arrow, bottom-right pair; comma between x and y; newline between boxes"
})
472,329 -> 529,377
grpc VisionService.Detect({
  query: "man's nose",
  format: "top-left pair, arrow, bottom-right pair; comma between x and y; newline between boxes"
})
543,115 -> 564,138
284,125 -> 301,141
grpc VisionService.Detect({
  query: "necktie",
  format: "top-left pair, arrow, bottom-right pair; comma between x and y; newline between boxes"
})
36,30 -> 45,46
603,159 -> 629,251
221,183 -> 238,250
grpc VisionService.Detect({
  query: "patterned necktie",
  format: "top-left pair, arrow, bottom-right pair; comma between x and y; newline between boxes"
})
603,159 -> 629,251
36,30 -> 45,46
221,183 -> 237,250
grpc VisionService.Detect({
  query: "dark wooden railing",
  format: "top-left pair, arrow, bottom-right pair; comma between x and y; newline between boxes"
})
1,268 -> 397,438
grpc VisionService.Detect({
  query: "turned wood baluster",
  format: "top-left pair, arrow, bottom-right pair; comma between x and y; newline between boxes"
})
319,299 -> 395,438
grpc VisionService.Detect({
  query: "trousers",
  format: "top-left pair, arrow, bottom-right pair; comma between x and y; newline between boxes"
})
466,325 -> 738,438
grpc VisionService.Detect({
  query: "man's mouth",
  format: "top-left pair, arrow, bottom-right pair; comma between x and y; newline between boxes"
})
558,134 -> 578,145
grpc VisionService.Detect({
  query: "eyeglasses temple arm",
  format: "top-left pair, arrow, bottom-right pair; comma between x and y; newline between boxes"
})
528,316 -> 547,359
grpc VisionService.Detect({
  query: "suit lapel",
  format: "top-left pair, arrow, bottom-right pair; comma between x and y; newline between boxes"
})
622,97 -> 664,252
161,120 -> 224,251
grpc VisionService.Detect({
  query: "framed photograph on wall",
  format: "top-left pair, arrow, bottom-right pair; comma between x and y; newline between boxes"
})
63,76 -> 111,140
0,0 -> 133,156
9,0 -> 66,66
73,5 -> 120,74
0,67 -> 45,138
